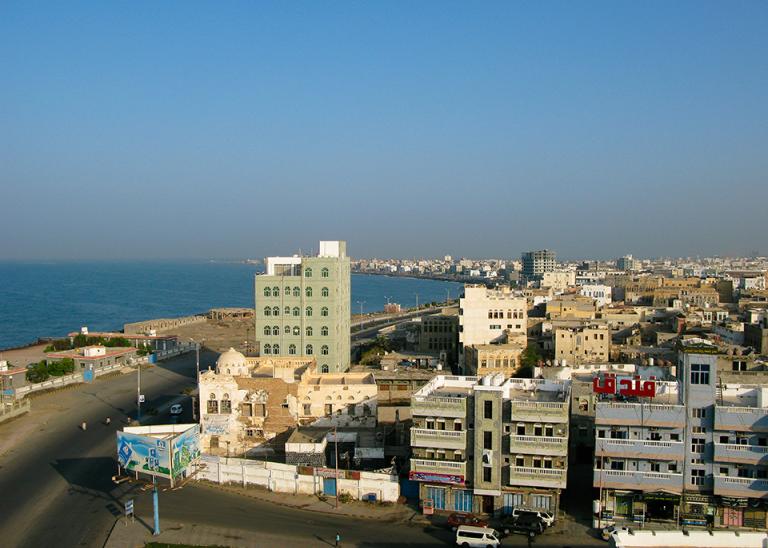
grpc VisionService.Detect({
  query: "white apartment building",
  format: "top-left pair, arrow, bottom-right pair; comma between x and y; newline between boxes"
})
459,285 -> 527,374
540,271 -> 576,293
579,284 -> 613,307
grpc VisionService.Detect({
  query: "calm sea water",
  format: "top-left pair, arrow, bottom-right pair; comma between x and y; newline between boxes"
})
0,261 -> 463,349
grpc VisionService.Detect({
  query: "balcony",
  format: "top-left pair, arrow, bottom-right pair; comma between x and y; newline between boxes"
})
509,466 -> 567,489
713,443 -> 768,466
714,406 -> 768,433
410,458 -> 467,484
411,428 -> 467,450
510,401 -> 568,424
593,469 -> 683,493
411,395 -> 467,418
510,435 -> 568,456
595,439 -> 685,461
713,475 -> 768,499
595,402 -> 685,428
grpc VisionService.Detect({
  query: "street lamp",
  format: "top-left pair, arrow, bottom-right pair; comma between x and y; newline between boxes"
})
356,301 -> 366,329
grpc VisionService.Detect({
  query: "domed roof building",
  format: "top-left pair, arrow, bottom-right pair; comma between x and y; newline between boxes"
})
216,347 -> 247,375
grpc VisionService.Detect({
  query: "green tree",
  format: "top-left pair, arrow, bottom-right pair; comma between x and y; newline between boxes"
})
103,337 -> 130,347
47,358 -> 75,376
26,362 -> 50,383
514,344 -> 542,378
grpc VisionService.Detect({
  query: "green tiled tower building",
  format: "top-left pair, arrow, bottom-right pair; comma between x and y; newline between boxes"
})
254,241 -> 351,373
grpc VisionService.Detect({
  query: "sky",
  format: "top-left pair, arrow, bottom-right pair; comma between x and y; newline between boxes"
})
1,1 -> 766,261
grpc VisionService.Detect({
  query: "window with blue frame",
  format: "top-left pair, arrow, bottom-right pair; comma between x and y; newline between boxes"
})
454,489 -> 473,512
425,486 -> 446,510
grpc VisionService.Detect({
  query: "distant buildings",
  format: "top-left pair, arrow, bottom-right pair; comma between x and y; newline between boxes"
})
458,285 -> 527,374
255,241 -> 351,373
616,255 -> 640,272
522,249 -> 556,281
554,323 -> 611,364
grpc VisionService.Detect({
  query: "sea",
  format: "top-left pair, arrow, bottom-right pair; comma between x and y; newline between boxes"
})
0,261 -> 464,350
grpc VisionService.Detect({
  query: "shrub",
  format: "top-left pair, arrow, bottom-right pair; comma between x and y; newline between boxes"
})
26,362 -> 50,383
338,492 -> 353,504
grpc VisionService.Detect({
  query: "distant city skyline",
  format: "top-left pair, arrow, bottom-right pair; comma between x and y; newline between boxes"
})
2,2 -> 766,261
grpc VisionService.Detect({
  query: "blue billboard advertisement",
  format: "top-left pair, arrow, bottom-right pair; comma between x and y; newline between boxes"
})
117,431 -> 172,478
171,425 -> 201,478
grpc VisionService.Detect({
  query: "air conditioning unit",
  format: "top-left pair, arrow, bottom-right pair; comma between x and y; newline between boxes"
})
482,449 -> 493,466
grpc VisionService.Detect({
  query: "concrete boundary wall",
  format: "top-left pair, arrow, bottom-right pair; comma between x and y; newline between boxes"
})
613,530 -> 768,548
0,399 -> 31,423
192,455 -> 400,502
14,363 -> 124,399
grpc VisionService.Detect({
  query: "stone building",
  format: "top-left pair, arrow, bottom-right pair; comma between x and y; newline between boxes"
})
554,323 -> 611,364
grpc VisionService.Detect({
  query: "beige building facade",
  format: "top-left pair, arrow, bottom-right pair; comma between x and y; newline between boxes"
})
554,323 -> 610,364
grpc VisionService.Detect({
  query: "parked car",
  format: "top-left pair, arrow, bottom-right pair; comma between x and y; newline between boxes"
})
455,525 -> 501,547
601,525 -> 631,541
170,404 -> 183,416
499,513 -> 545,536
510,507 -> 555,527
447,513 -> 489,531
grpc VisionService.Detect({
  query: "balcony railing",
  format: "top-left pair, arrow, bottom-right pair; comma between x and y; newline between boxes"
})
595,438 -> 685,460
713,443 -> 768,466
509,466 -> 567,488
411,428 -> 467,450
410,458 -> 467,483
510,435 -> 568,456
595,402 -> 685,427
411,396 -> 467,418
714,406 -> 768,433
510,401 -> 568,423
713,475 -> 768,499
593,469 -> 683,493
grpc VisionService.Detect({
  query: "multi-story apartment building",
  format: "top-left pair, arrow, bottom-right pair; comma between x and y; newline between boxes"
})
616,255 -> 640,272
594,339 -> 768,529
459,285 -> 527,374
522,249 -> 557,281
463,339 -> 525,377
254,241 -> 351,373
418,308 -> 459,370
409,374 -> 570,516
579,284 -> 612,308
540,271 -> 575,292
554,323 -> 610,364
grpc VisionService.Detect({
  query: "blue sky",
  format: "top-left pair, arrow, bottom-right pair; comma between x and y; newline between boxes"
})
1,1 -> 766,260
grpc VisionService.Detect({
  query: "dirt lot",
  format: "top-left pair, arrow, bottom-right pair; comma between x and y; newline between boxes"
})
157,318 -> 257,355
0,343 -> 48,368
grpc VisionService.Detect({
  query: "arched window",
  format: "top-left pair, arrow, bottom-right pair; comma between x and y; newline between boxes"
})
321,345 -> 329,355
288,344 -> 296,355
306,287 -> 313,297
306,344 -> 313,355
263,344 -> 271,354
264,306 -> 271,316
321,268 -> 329,278
306,306 -> 313,317
284,286 -> 291,296
321,326 -> 329,336
284,325 -> 291,335
221,393 -> 232,413
284,306 -> 290,315
263,326 -> 270,336
207,393 -> 219,413
293,326 -> 300,336
263,287 -> 271,297
272,326 -> 279,336
272,306 -> 280,316
304,267 -> 313,277
273,286 -> 280,297
292,287 -> 300,297
321,287 -> 329,297
306,326 -> 313,337
273,344 -> 280,355
321,307 -> 329,317
292,307 -> 300,317
321,364 -> 329,373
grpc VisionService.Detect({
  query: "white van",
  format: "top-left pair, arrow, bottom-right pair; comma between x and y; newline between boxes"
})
455,525 -> 501,547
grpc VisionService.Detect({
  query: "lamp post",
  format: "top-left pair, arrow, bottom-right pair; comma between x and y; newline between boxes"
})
356,301 -> 366,329
445,288 -> 450,306
414,292 -> 419,310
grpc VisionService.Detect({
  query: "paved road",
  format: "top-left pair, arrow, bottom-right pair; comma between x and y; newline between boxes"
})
0,351 -> 204,548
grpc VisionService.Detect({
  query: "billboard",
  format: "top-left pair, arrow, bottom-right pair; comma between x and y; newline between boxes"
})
117,424 -> 200,482
117,431 -> 172,478
171,425 -> 201,478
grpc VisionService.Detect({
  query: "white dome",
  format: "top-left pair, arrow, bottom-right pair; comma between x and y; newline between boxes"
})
216,347 -> 246,371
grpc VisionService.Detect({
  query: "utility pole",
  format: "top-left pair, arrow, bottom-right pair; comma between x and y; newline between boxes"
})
415,292 -> 419,310
445,288 -> 450,306
356,301 -> 366,329
152,476 -> 160,536
334,425 -> 339,509
137,361 -> 142,422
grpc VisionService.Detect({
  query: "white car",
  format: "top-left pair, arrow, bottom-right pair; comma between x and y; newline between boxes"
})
169,404 -> 183,416
601,525 -> 631,541
511,508 -> 555,527
455,525 -> 501,547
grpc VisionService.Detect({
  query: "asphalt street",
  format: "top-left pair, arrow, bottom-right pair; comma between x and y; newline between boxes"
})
0,351 -> 203,548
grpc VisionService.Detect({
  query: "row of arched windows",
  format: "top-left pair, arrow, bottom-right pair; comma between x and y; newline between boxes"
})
303,267 -> 330,278
263,306 -> 330,317
263,343 -> 329,356
263,286 -> 331,298
263,325 -> 330,337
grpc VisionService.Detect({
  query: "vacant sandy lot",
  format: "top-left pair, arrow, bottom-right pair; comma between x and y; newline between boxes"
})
157,317 -> 258,355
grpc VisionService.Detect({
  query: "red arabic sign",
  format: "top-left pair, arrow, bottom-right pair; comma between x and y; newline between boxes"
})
592,374 -> 656,398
